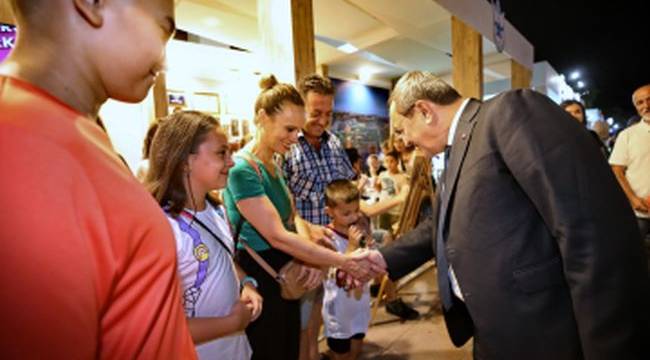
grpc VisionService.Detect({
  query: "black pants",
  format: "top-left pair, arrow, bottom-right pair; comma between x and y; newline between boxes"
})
236,248 -> 300,360
638,218 -> 650,278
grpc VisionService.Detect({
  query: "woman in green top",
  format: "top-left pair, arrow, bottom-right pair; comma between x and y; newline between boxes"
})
224,75 -> 374,360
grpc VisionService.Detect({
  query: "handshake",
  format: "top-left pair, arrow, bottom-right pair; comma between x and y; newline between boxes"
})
336,249 -> 388,289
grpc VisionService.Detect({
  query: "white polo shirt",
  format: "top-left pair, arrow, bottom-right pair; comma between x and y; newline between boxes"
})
609,120 -> 650,218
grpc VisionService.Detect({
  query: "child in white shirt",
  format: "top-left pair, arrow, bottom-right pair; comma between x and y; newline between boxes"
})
322,179 -> 372,360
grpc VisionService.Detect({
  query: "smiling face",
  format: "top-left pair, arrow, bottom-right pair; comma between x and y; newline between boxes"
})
188,129 -> 234,193
633,85 -> 650,122
90,0 -> 176,103
303,92 -> 334,141
261,102 -> 305,154
390,101 -> 446,157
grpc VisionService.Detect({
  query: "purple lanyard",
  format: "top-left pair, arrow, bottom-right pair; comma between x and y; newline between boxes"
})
174,214 -> 210,290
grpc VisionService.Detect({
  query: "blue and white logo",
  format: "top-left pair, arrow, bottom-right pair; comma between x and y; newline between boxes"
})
492,0 -> 506,53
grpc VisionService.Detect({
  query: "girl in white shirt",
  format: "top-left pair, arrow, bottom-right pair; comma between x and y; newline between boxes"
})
146,111 -> 263,359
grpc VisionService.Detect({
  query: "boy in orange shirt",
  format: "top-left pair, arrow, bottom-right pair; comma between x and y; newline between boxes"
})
0,0 -> 196,358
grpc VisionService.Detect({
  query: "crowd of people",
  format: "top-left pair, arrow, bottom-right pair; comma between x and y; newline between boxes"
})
1,1 -> 649,360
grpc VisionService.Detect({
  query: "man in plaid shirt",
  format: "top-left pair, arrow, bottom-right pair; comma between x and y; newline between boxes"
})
284,74 -> 356,226
283,74 -> 356,360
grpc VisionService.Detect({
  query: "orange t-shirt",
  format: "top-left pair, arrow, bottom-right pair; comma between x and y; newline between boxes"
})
0,76 -> 197,359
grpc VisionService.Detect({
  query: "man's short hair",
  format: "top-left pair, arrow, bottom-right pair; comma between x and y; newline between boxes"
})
325,179 -> 359,207
389,71 -> 461,115
298,74 -> 335,98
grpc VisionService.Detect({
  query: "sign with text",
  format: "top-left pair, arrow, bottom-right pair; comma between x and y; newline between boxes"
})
0,23 -> 17,63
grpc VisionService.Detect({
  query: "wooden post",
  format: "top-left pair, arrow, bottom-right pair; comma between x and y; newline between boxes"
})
451,16 -> 483,99
0,2 -> 14,24
258,0 -> 316,84
317,64 -> 328,78
511,59 -> 532,89
152,72 -> 168,119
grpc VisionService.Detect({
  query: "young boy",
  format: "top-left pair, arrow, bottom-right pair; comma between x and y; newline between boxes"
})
322,180 -> 372,360
0,1 -> 196,358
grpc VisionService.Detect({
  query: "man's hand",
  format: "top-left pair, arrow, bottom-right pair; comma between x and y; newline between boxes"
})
340,249 -> 387,283
240,285 -> 263,321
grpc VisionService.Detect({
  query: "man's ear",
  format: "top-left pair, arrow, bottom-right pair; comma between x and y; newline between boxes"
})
414,100 -> 437,125
73,0 -> 104,28
324,206 -> 334,218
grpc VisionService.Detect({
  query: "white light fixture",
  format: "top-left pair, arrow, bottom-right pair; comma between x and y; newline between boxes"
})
577,81 -> 585,88
607,117 -> 614,125
337,43 -> 358,54
203,17 -> 220,27
570,71 -> 580,80
358,66 -> 375,82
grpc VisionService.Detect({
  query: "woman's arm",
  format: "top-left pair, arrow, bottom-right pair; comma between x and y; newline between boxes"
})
361,184 -> 409,217
237,196 -> 346,268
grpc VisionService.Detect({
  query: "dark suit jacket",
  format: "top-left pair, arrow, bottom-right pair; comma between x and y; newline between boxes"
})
380,90 -> 649,359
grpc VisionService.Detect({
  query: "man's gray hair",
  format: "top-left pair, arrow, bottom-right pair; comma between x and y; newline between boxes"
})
389,71 -> 461,115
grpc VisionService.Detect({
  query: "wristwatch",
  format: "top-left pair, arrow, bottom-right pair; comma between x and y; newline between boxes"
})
240,276 -> 258,290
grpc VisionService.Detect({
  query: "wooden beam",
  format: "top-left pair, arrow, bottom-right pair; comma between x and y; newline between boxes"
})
451,16 -> 483,99
317,64 -> 328,78
0,2 -> 15,24
258,0 -> 316,84
152,72 -> 168,119
511,59 -> 532,89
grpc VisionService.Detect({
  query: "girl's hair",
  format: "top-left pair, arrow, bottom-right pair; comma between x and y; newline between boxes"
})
559,99 -> 587,126
142,120 -> 162,159
145,110 -> 223,216
254,74 -> 304,126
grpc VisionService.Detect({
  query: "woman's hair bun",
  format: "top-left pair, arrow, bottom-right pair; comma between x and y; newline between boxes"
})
259,74 -> 279,91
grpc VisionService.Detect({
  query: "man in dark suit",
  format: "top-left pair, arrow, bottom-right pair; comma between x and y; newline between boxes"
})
361,71 -> 649,359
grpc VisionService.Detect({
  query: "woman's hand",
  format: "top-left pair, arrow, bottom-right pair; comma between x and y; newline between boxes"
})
240,285 -> 263,321
307,223 -> 336,251
298,265 -> 325,290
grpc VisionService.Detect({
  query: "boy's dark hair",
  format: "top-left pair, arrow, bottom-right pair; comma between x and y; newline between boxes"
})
384,150 -> 401,160
298,74 -> 335,98
325,179 -> 360,208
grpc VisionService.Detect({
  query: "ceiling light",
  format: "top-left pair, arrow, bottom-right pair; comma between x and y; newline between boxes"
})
359,66 -> 375,82
570,71 -> 580,80
577,81 -> 585,88
203,17 -> 220,27
337,43 -> 358,54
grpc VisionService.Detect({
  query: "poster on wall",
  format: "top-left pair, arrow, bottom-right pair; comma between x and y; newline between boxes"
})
330,78 -> 390,157
0,23 -> 17,63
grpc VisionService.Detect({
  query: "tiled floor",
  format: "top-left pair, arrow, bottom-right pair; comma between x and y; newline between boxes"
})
320,265 -> 473,359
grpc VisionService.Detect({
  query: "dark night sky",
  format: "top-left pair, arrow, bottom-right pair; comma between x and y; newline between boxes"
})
497,0 -> 649,122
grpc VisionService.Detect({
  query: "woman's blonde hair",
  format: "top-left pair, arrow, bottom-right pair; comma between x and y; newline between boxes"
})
254,74 -> 304,126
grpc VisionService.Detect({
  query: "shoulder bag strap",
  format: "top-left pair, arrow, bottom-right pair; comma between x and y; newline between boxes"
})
232,151 -> 284,283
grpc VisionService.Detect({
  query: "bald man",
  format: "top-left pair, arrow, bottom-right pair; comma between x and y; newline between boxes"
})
610,84 -> 650,274
0,1 -> 196,358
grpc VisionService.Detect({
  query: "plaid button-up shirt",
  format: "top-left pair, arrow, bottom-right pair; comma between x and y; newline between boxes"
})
283,131 -> 356,225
